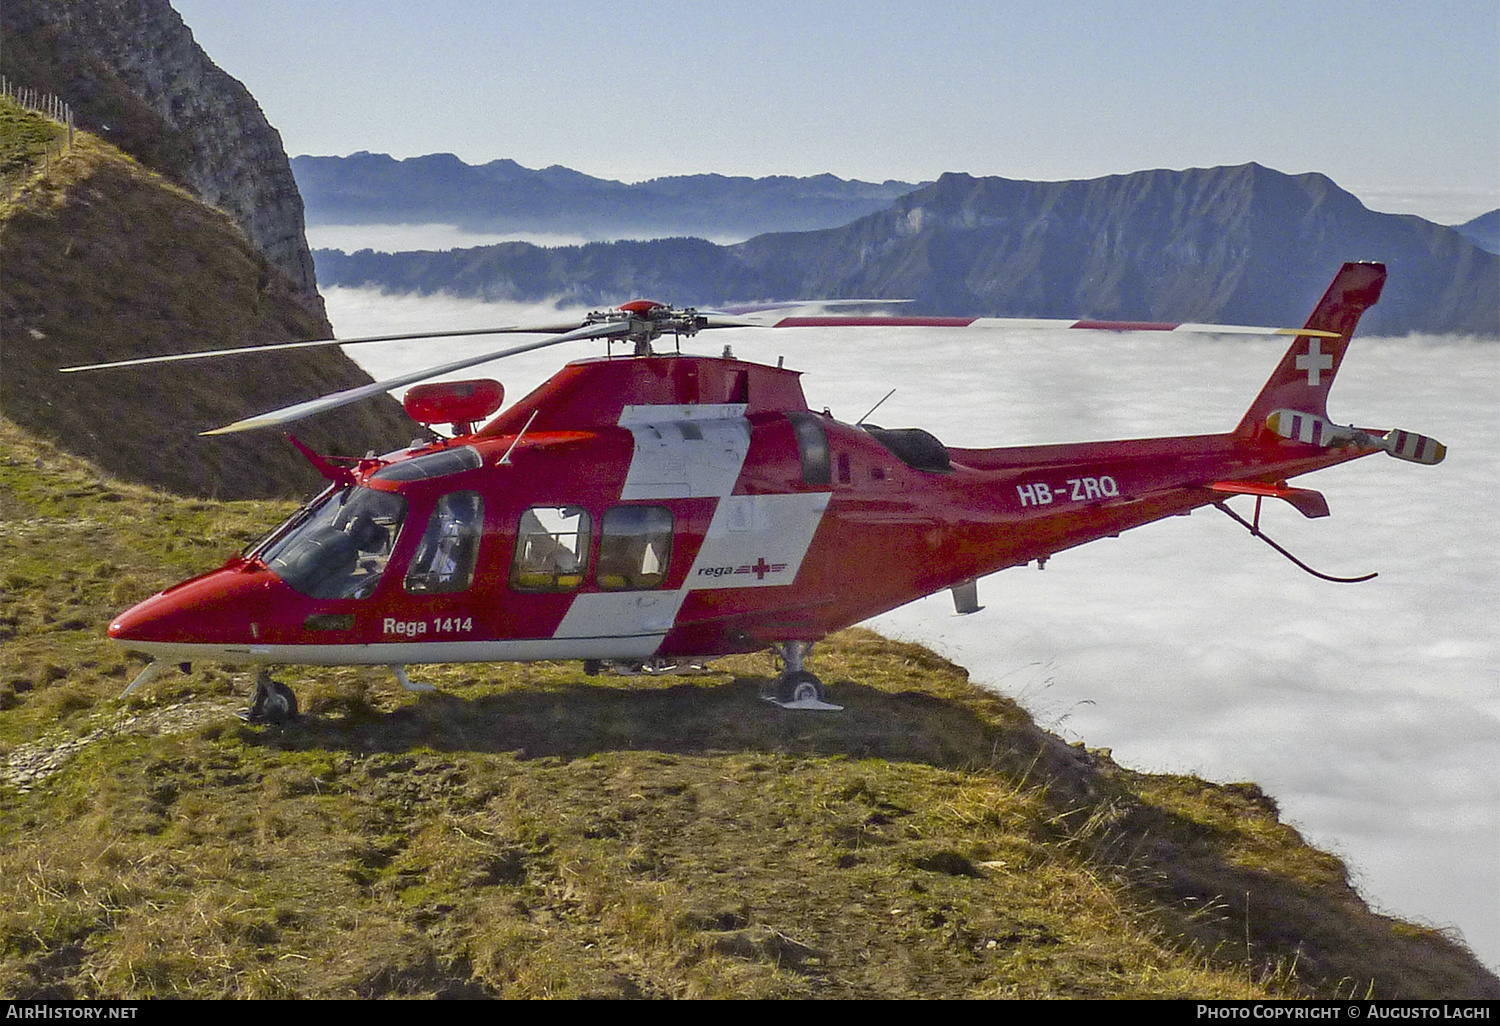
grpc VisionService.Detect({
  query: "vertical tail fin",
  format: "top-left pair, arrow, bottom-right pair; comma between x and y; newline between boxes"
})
1235,262 -> 1386,436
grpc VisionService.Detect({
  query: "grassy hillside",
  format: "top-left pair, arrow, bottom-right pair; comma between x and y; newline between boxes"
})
2,416 -> 1495,999
1,97 -> 414,500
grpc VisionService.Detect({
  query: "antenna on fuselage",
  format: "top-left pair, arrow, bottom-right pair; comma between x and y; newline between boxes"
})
856,388 -> 896,426
499,410 -> 539,465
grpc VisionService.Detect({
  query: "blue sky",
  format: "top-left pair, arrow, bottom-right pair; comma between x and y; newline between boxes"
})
171,1 -> 1498,223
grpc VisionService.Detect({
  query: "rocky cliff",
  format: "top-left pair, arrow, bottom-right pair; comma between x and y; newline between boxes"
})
1,101 -> 414,499
1455,209 -> 1499,254
1,0 -> 322,310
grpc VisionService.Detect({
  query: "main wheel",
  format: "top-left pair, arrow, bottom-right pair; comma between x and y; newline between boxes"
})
263,681 -> 299,723
246,677 -> 298,724
778,669 -> 824,706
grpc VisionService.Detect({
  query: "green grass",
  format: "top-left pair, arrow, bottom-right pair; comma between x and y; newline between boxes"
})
0,97 -> 65,184
1,416 -> 1495,999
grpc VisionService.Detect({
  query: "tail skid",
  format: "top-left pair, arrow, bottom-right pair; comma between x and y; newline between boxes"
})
1212,500 -> 1378,583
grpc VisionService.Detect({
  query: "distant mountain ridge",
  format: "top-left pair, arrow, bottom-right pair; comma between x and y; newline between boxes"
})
314,162 -> 1499,336
1454,209 -> 1499,254
292,152 -> 922,239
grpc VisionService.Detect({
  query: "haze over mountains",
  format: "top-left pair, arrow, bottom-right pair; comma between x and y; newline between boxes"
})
304,157 -> 1500,337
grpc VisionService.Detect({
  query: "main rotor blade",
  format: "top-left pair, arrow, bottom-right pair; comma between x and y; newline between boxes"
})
62,304 -> 1333,376
200,319 -> 627,435
59,321 -> 589,373
736,314 -> 1339,337
709,299 -> 911,316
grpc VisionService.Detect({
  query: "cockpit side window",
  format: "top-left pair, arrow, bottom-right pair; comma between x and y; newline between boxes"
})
263,487 -> 407,599
786,411 -> 831,486
510,507 -> 591,592
405,491 -> 484,594
597,506 -> 673,590
370,445 -> 482,482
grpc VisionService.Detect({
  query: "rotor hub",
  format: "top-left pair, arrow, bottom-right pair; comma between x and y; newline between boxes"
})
586,301 -> 708,355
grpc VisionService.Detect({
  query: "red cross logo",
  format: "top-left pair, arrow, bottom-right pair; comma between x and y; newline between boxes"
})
752,558 -> 772,579
1295,339 -> 1334,387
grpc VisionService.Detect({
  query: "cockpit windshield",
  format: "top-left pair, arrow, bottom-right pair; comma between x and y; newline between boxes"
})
260,487 -> 408,599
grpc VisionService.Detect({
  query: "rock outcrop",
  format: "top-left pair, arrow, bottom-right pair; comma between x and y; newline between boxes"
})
1,122 -> 416,499
2,0 -> 322,311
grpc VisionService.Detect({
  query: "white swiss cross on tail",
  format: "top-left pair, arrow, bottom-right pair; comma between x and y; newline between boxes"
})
1295,339 -> 1335,386
1234,262 -> 1386,435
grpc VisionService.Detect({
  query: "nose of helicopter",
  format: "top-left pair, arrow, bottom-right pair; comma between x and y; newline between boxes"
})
109,564 -> 278,653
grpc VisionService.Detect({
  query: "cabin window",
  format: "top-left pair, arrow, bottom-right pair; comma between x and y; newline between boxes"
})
786,411 -> 831,486
263,487 -> 407,599
597,506 -> 673,590
510,507 -> 591,592
405,491 -> 484,594
862,426 -> 952,473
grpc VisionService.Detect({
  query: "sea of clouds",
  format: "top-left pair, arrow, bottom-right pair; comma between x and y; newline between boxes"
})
323,286 -> 1499,967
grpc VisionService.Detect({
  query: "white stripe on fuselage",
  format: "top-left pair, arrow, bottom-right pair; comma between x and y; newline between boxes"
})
549,402 -> 831,651
552,589 -> 689,639
684,492 -> 831,589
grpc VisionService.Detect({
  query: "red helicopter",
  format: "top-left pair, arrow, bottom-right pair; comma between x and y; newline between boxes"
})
70,261 -> 1445,721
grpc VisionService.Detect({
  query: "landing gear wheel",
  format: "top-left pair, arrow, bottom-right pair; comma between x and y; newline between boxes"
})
264,681 -> 298,723
779,669 -> 824,706
762,641 -> 842,710
765,668 -> 843,711
243,671 -> 298,724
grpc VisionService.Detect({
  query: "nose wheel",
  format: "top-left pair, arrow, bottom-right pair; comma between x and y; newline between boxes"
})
241,669 -> 299,724
765,642 -> 843,711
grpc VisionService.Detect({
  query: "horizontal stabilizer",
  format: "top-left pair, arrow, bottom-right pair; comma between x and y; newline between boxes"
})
1209,480 -> 1330,519
1265,409 -> 1362,447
